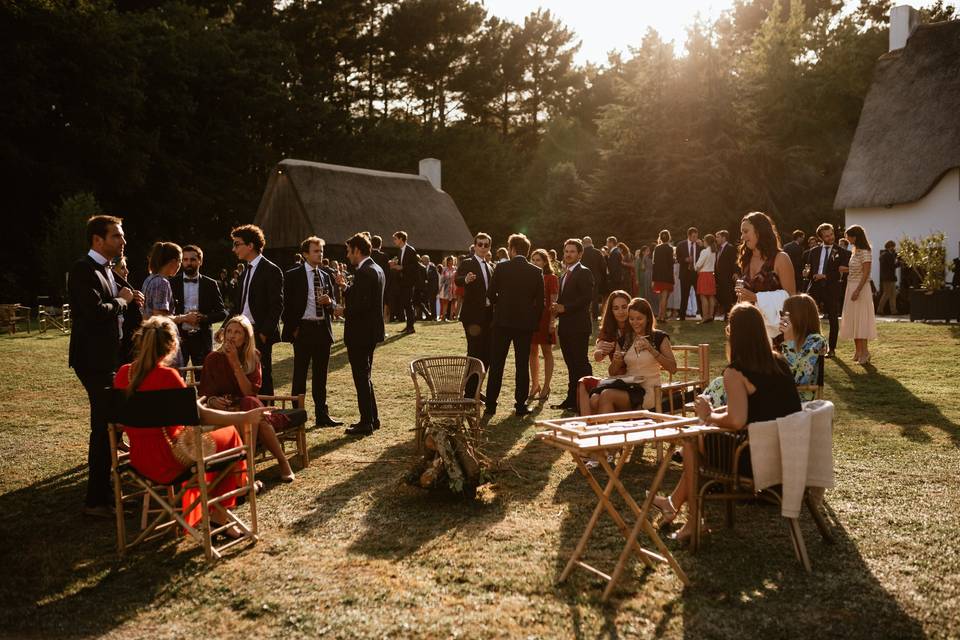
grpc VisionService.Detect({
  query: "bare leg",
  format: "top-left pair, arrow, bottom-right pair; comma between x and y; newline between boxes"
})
440,299 -> 449,321
597,389 -> 633,414
528,344 -> 541,398
577,382 -> 592,416
541,343 -> 554,397
257,418 -> 293,478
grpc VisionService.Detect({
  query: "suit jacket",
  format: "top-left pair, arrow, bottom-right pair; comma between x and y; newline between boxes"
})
425,263 -> 440,296
396,243 -> 419,288
281,264 -> 334,342
370,249 -> 390,274
606,247 -> 623,289
714,242 -> 739,283
805,245 -> 849,297
557,263 -> 595,334
170,272 -> 227,335
675,239 -> 703,280
455,256 -> 494,326
233,254 -> 283,343
581,246 -> 607,292
487,256 -> 544,332
343,257 -> 385,345
782,241 -> 805,282
68,255 -> 127,372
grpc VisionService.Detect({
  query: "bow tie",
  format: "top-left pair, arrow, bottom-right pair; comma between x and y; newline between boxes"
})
184,277 -> 199,283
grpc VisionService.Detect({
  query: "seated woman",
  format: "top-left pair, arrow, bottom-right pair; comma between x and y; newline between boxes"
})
653,303 -> 802,543
576,290 -> 632,415
703,293 -> 825,405
199,315 -> 296,483
114,316 -> 269,536
582,297 -> 677,415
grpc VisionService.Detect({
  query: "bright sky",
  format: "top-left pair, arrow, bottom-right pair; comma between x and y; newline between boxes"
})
481,0 -> 949,65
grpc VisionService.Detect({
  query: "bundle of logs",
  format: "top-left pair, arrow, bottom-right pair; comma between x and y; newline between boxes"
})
405,421 -> 487,497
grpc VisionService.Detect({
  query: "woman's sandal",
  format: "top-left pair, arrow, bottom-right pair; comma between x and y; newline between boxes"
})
527,387 -> 542,403
538,387 -> 551,402
651,494 -> 678,527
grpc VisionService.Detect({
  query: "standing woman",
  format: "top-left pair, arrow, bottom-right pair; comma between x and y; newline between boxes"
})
734,212 -> 796,336
528,249 -> 559,401
695,233 -> 718,323
438,256 -> 458,321
838,225 -> 878,364
652,231 -> 675,322
639,245 -> 655,315
142,242 -> 183,320
618,242 -> 636,297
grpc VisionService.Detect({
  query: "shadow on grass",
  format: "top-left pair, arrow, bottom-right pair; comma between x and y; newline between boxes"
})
0,463 -> 214,637
831,355 -> 960,447
548,458 -> 925,638
271,332 -> 412,390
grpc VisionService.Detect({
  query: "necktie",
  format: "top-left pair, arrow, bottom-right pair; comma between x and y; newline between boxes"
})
239,265 -> 252,311
314,268 -> 325,319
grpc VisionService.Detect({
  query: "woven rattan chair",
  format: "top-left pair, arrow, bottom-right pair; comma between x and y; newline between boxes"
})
410,356 -> 486,451
107,387 -> 259,560
653,343 -> 711,416
695,418 -> 834,572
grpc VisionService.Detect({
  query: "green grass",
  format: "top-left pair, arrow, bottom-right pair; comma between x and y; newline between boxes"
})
1,320 -> 958,639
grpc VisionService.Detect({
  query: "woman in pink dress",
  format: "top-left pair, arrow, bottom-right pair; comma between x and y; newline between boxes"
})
838,225 -> 878,364
528,249 -> 559,402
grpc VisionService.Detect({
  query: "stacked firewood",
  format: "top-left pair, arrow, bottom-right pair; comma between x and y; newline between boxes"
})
405,422 -> 487,496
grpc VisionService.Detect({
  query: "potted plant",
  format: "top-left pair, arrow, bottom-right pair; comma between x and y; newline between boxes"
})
899,232 -> 959,322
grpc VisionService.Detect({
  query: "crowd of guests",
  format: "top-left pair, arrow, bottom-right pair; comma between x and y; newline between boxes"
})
68,208 -> 885,535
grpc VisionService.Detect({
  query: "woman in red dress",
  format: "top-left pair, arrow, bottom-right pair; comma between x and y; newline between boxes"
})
199,315 -> 295,482
114,316 -> 268,533
527,249 -> 559,402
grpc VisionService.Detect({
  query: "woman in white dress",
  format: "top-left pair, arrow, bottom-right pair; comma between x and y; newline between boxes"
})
838,225 -> 878,364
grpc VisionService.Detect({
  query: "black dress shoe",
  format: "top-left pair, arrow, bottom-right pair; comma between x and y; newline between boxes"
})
345,423 -> 374,436
372,420 -> 381,431
550,402 -> 576,411
825,350 -> 835,359
483,405 -> 497,416
515,405 -> 532,417
315,415 -> 344,428
82,504 -> 115,519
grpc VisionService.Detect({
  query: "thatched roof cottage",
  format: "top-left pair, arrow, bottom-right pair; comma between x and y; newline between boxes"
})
834,5 -> 960,283
254,158 -> 473,261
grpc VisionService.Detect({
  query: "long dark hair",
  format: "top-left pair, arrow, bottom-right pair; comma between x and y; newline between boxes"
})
627,297 -> 656,337
845,225 -> 872,251
727,303 -> 785,376
738,211 -> 782,274
599,290 -> 632,343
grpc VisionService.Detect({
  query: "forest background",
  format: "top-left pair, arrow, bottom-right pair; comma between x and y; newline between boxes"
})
2,0 -> 956,301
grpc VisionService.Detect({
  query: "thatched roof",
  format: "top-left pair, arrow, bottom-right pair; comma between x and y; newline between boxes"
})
254,158 -> 473,251
834,20 -> 960,210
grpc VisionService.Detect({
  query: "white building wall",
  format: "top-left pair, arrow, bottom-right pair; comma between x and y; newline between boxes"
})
845,168 -> 960,285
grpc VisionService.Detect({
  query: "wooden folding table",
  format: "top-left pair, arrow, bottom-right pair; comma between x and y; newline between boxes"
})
536,410 -> 719,600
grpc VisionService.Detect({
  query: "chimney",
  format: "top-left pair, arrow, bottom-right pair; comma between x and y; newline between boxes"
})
419,158 -> 441,190
889,4 -> 920,52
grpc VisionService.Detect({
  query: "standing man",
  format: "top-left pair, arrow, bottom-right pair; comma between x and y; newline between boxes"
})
69,215 -> 144,517
170,244 -> 227,370
336,232 -> 385,436
605,236 -> 623,292
714,230 -> 738,319
805,223 -> 849,357
782,230 -> 806,286
231,224 -> 283,394
484,234 -> 544,417
455,232 -> 495,398
675,227 -> 702,320
282,237 -> 342,428
421,254 -> 439,320
878,240 -> 899,315
581,237 -> 607,320
390,230 -> 418,334
551,239 -> 595,412
370,235 -> 391,321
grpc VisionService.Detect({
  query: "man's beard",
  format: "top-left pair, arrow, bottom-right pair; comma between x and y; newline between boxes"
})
183,267 -> 198,277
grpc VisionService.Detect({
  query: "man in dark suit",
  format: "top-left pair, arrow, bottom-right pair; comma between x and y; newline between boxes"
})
390,230 -> 419,334
170,244 -> 227,369
675,227 -> 702,320
413,254 -> 429,320
456,233 -> 495,398
69,215 -> 144,518
282,236 -> 342,428
805,223 -> 849,357
878,240 -> 899,315
605,236 -> 623,292
422,254 -> 439,321
551,239 -> 595,411
370,235 -> 391,321
484,234 -> 544,417
782,229 -> 806,287
335,232 -> 385,436
581,237 -> 607,321
714,229 -> 738,319
231,224 -> 283,395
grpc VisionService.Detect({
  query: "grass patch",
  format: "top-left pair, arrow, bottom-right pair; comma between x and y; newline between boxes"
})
1,320 -> 958,638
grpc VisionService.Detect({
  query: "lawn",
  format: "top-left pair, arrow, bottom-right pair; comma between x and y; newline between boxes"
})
0,319 -> 958,639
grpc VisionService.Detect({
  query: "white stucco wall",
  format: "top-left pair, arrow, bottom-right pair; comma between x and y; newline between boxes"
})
845,168 -> 960,285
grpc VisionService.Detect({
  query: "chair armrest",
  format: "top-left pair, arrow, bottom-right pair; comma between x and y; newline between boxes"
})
257,394 -> 305,409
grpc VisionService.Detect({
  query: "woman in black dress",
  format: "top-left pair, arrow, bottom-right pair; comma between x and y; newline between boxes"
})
652,302 -> 801,543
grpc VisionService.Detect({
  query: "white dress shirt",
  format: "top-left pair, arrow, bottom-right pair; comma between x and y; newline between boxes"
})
182,275 -> 200,332
302,262 -> 326,320
561,261 -> 582,292
241,253 -> 263,324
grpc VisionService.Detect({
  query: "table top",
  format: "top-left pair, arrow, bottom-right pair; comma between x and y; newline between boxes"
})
535,410 -> 721,452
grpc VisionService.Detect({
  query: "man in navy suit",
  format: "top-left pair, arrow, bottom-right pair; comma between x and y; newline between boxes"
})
69,215 -> 144,518
335,233 -> 386,436
551,239 -> 595,411
805,223 -> 850,357
170,244 -> 227,369
282,236 -> 342,428
484,234 -> 544,417
455,232 -> 495,397
390,230 -> 419,334
230,224 -> 283,395
675,226 -> 702,320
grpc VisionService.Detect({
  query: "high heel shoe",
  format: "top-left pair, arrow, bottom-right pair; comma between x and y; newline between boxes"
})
527,387 -> 542,403
538,387 -> 551,402
651,494 -> 677,527
859,353 -> 871,365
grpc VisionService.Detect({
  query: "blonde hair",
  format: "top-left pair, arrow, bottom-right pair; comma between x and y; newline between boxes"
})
216,315 -> 258,374
128,316 -> 179,395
